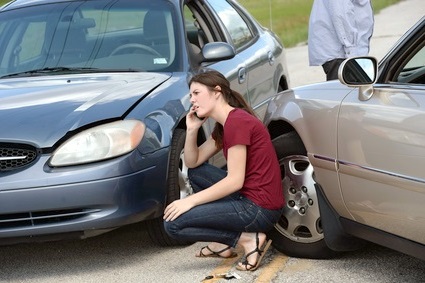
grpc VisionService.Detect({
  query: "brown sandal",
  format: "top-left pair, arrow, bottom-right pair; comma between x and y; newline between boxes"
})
236,233 -> 272,271
196,245 -> 237,258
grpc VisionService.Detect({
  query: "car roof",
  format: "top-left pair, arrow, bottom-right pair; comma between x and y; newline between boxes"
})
1,0 -> 66,10
0,0 -> 183,11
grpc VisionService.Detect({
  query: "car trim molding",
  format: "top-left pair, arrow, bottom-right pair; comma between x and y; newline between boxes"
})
338,160 -> 425,183
338,160 -> 425,184
312,154 -> 335,163
313,154 -> 425,184
0,156 -> 27,160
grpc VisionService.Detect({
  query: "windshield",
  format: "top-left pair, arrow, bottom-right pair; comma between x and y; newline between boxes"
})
0,0 -> 181,77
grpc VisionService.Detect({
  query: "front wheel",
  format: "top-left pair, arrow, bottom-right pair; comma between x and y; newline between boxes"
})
268,131 -> 337,259
146,129 -> 193,246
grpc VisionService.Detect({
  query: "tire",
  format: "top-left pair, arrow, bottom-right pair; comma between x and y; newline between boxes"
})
146,129 -> 194,246
268,131 -> 337,259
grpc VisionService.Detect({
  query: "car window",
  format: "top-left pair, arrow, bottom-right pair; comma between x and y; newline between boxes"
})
20,22 -> 46,63
208,0 -> 254,50
183,5 -> 204,53
0,0 -> 181,77
183,3 -> 218,50
395,43 -> 425,84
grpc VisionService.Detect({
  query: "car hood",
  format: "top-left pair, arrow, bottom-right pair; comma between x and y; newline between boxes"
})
0,72 -> 170,148
291,80 -> 350,92
286,80 -> 355,101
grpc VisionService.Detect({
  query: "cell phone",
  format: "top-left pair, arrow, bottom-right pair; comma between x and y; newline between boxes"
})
194,112 -> 204,120
190,105 -> 204,120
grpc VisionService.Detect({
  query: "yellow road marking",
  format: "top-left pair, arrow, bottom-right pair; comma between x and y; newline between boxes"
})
202,247 -> 289,282
255,253 -> 289,283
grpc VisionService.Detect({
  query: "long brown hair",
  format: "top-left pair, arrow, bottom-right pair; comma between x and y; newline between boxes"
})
189,69 -> 256,149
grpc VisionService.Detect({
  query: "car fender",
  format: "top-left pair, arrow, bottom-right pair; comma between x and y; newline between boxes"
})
265,84 -> 355,222
266,88 -> 322,152
127,74 -> 190,154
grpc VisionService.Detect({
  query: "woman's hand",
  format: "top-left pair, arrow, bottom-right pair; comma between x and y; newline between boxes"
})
186,105 -> 206,130
163,198 -> 195,222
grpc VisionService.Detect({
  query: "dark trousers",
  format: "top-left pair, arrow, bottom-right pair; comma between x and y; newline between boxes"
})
322,58 -> 345,81
163,163 -> 282,247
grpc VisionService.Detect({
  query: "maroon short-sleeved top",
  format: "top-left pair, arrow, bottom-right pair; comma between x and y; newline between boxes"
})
221,109 -> 284,210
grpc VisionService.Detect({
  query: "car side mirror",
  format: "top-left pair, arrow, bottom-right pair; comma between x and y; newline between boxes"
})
339,56 -> 378,86
201,42 -> 235,62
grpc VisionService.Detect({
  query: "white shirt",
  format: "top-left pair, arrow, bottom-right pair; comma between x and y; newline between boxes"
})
308,0 -> 374,66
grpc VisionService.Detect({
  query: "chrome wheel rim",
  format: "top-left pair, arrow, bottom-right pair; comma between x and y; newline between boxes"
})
275,155 -> 323,243
178,150 -> 193,199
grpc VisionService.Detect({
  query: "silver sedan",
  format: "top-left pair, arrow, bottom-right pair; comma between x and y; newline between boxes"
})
264,16 -> 425,261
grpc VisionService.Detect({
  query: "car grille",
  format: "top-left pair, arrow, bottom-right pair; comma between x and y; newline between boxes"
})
0,143 -> 38,172
0,209 -> 101,229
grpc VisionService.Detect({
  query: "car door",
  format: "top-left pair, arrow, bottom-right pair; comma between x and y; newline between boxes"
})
206,0 -> 280,120
183,1 -> 248,167
336,28 -> 425,244
184,0 -> 248,101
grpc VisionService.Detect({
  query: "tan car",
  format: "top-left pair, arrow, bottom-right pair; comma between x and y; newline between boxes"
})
264,16 -> 425,261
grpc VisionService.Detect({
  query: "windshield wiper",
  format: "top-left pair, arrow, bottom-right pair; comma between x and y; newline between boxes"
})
1,67 -> 144,78
1,67 -> 101,78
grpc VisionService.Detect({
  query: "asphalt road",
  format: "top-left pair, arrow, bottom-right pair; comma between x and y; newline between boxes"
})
1,1 -> 425,283
1,222 -> 425,283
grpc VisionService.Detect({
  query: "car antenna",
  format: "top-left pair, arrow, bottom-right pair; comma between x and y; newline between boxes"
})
269,0 -> 273,31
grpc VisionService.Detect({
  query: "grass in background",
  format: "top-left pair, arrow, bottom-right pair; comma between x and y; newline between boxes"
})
240,0 -> 313,47
239,0 -> 402,47
0,0 -> 401,48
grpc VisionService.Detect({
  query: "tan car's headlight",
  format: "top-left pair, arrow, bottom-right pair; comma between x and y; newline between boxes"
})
49,120 -> 145,167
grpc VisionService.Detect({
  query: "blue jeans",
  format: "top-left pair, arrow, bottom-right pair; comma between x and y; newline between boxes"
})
163,163 -> 282,247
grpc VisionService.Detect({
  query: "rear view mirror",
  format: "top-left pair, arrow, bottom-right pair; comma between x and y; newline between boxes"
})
339,57 -> 377,86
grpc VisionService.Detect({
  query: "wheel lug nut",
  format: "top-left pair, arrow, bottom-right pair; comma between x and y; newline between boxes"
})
308,199 -> 314,205
289,187 -> 296,194
288,200 -> 295,207
299,207 -> 306,214
302,186 -> 308,193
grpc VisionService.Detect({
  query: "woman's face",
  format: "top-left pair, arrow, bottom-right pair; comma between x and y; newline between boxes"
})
189,82 -> 217,118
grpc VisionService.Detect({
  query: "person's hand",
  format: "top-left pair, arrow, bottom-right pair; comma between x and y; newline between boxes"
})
163,198 -> 194,222
186,105 -> 206,130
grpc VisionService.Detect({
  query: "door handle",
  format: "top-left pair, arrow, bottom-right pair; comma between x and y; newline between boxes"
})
268,51 -> 275,65
238,67 -> 246,84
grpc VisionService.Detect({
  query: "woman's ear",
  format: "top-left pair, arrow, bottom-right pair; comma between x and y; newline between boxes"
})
213,86 -> 222,98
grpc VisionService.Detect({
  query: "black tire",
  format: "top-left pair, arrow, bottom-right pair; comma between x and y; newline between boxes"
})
146,129 -> 193,246
268,131 -> 337,259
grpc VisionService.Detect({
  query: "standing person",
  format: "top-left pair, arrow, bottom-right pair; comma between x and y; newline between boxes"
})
163,70 -> 284,271
308,0 -> 374,80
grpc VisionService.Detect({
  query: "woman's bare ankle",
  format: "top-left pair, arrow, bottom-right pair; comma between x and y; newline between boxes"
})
238,232 -> 266,253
